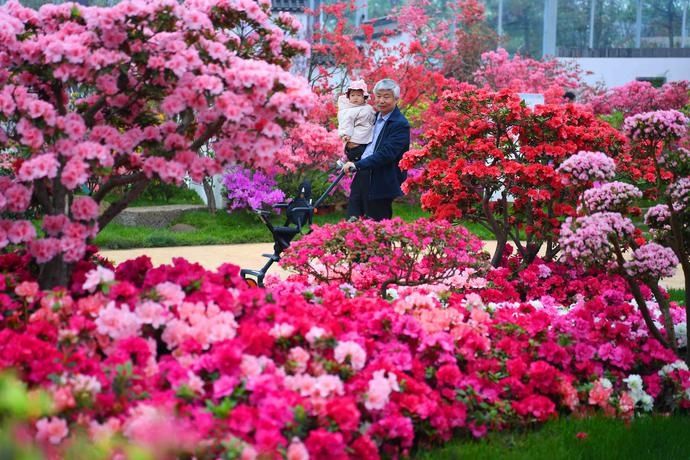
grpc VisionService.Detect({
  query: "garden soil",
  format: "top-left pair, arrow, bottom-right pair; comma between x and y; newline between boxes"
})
99,242 -> 685,290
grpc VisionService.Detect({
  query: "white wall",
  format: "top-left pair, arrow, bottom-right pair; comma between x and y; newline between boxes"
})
189,175 -> 225,208
559,57 -> 690,88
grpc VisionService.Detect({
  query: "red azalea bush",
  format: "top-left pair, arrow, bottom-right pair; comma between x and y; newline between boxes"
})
400,85 -> 625,266
0,0 -> 315,289
280,218 -> 490,296
0,251 -> 688,458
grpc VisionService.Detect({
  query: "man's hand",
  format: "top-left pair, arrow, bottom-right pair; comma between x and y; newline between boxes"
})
342,135 -> 351,143
342,162 -> 357,175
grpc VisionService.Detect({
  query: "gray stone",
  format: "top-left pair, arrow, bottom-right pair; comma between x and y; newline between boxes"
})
169,223 -> 197,233
113,204 -> 206,227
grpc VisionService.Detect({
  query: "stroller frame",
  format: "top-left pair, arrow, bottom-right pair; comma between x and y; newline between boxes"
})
240,168 -> 347,287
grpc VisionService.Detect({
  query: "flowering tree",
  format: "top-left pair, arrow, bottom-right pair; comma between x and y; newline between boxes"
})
307,0 -> 495,121
400,86 -> 624,266
0,0 -> 315,288
280,218 -> 490,296
559,113 -> 690,361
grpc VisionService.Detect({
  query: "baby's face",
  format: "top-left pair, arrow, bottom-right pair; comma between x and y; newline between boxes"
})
348,90 -> 365,105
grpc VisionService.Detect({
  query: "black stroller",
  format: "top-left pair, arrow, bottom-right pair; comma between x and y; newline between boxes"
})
240,164 -> 347,287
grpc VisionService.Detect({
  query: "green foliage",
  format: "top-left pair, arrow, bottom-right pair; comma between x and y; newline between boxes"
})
599,111 -> 625,130
133,180 -> 204,206
275,170 -> 348,208
104,180 -> 204,207
415,415 -> 690,460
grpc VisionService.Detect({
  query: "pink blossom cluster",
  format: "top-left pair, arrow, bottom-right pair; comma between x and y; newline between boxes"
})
557,151 -> 616,186
659,147 -> 690,173
668,177 -> 690,210
273,122 -> 343,174
473,48 -> 595,104
582,181 -> 642,213
589,80 -> 690,116
644,204 -> 671,232
0,0 -> 316,271
559,212 -> 636,266
624,243 -> 679,281
0,251 -> 688,458
623,110 -> 689,142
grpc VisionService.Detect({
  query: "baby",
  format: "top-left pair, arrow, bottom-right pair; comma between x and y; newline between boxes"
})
337,79 -> 376,162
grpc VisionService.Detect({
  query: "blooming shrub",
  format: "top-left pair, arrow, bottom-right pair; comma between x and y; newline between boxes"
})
280,218 -> 490,296
0,254 -> 688,458
222,166 -> 285,212
473,48 -> 598,104
0,0 -> 314,288
400,86 -> 624,266
559,128 -> 689,358
590,80 -> 690,116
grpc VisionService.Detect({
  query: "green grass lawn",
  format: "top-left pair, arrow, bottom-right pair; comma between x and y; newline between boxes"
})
415,415 -> 690,460
95,202 -> 495,249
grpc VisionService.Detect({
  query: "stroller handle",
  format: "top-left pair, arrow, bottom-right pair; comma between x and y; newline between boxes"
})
313,170 -> 347,208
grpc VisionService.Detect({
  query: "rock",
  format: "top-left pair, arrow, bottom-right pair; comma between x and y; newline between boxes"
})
169,223 -> 197,233
112,204 -> 206,227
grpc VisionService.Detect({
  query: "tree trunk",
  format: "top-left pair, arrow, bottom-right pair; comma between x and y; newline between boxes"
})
203,176 -> 217,214
38,255 -> 71,290
491,236 -> 508,267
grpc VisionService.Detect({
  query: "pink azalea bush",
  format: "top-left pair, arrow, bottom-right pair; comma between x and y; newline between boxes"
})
472,48 -> 599,104
0,251 -> 688,458
279,218 -> 490,296
0,0 -> 315,288
590,80 -> 690,116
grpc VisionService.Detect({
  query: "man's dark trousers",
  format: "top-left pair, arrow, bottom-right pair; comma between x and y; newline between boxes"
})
346,170 -> 392,222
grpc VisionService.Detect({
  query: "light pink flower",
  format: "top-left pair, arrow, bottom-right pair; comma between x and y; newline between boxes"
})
82,266 -> 115,292
333,341 -> 367,371
286,437 -> 309,460
35,417 -> 69,445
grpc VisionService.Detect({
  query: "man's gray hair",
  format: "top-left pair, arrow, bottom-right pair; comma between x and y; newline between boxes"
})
373,79 -> 400,99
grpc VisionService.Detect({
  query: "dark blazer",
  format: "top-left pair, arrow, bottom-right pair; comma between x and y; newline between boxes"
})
354,106 -> 410,200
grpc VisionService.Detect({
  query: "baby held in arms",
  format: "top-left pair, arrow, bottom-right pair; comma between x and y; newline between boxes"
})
337,79 -> 376,162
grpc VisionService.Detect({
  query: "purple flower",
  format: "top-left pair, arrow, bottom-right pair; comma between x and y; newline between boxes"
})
557,151 -> 616,186
222,166 -> 285,211
624,243 -> 678,281
559,212 -> 635,266
623,110 -> 688,142
582,181 -> 642,213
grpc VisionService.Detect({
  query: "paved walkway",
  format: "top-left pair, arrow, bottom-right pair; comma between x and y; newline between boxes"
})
99,241 -> 685,290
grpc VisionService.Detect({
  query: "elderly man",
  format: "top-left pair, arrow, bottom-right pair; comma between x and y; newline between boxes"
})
342,79 -> 410,221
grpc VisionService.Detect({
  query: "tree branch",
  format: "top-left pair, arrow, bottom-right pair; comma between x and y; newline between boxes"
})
97,178 -> 148,229
83,95 -> 107,128
190,116 -> 226,152
93,172 -> 147,203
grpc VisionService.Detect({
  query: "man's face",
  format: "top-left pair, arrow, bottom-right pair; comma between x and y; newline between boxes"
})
374,89 -> 397,115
